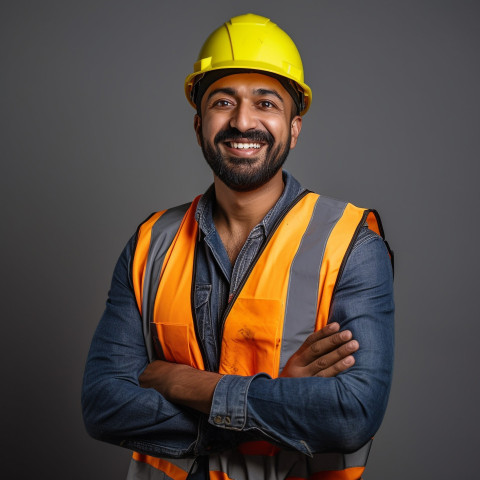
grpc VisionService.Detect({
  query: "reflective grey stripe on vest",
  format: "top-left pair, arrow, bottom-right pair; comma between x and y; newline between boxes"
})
126,455 -> 195,480
141,203 -> 191,362
279,195 -> 348,373
289,439 -> 372,477
209,439 -> 372,480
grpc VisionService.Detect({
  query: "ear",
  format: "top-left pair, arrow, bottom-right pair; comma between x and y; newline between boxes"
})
194,114 -> 202,146
289,115 -> 303,149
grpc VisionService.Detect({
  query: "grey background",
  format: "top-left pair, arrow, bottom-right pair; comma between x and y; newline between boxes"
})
1,1 -> 479,478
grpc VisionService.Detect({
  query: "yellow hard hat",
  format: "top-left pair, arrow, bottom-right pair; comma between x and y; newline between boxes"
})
185,13 -> 312,115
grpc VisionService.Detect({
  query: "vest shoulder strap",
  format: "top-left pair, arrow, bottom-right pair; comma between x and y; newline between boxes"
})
131,199 -> 198,361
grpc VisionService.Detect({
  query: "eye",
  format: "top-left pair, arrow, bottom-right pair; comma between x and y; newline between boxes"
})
212,99 -> 232,108
258,100 -> 276,109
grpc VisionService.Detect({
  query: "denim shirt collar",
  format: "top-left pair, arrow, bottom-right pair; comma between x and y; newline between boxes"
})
195,170 -> 305,239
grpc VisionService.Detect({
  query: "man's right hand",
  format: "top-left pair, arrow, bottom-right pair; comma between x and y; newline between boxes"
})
280,322 -> 358,378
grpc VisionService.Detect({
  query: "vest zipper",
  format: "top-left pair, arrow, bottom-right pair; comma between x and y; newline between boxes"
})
217,189 -> 310,362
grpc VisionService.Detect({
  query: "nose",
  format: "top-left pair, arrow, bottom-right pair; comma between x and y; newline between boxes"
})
229,101 -> 257,132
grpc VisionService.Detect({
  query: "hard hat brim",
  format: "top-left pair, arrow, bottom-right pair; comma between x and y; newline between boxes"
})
185,65 -> 312,116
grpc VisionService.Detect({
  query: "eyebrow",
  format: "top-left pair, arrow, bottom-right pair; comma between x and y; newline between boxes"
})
253,88 -> 284,103
206,87 -> 284,103
206,87 -> 236,101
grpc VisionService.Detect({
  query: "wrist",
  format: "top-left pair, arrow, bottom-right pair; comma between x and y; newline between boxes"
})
169,367 -> 222,414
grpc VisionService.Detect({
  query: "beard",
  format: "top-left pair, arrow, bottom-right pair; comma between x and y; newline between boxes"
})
200,127 -> 291,192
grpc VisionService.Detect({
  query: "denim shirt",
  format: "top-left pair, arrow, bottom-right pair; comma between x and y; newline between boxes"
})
82,171 -> 394,466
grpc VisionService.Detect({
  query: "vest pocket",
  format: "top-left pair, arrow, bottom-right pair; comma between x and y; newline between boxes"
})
154,323 -> 196,367
219,298 -> 283,377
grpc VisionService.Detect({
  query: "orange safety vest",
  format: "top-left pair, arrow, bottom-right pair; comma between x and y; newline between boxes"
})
128,191 -> 389,480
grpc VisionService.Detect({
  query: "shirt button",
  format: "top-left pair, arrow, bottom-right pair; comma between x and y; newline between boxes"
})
213,415 -> 223,424
225,416 -> 231,425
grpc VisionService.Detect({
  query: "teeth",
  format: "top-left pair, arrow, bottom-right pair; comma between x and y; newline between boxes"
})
231,142 -> 261,149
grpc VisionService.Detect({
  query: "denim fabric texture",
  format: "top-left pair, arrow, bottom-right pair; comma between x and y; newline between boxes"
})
82,171 -> 394,474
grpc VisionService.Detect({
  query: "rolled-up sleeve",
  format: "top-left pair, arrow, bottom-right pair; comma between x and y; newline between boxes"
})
208,230 -> 394,454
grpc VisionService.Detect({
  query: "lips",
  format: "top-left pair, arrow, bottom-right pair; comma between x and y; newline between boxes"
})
222,140 -> 266,157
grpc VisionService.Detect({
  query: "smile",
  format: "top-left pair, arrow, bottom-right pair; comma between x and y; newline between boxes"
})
226,142 -> 262,149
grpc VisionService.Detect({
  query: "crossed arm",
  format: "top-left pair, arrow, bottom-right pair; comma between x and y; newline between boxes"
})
139,322 -> 359,414
82,230 -> 393,456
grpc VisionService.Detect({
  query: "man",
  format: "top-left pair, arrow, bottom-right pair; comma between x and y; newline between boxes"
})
82,13 -> 394,480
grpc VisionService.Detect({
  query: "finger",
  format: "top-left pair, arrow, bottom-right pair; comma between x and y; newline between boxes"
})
314,354 -> 356,378
306,339 -> 359,376
303,323 -> 340,347
301,329 -> 353,365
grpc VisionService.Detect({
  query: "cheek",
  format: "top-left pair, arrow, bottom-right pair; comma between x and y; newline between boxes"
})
268,121 -> 290,143
201,116 -> 226,142
261,114 -> 289,133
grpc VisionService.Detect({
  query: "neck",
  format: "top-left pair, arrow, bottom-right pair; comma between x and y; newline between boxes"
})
212,170 -> 285,263
213,170 -> 284,231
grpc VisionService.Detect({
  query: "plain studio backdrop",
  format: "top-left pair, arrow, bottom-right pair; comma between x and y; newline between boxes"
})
1,1 -> 479,478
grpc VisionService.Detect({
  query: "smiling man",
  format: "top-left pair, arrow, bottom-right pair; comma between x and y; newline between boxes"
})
196,73 -> 300,195
82,14 -> 394,480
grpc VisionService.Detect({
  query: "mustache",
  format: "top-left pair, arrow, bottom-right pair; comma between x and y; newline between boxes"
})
214,127 -> 274,147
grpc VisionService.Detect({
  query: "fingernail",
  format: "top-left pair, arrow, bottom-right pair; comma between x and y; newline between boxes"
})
348,340 -> 358,350
340,330 -> 352,340
344,356 -> 354,365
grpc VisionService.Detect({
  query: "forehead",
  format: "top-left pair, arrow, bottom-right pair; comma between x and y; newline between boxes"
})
203,72 -> 292,103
